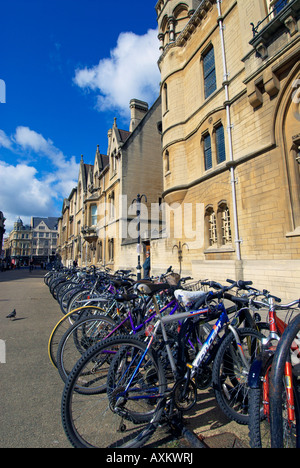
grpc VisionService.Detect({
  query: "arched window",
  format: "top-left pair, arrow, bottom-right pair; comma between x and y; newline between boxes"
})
165,150 -> 170,173
108,238 -> 114,262
205,206 -> 217,247
97,240 -> 103,263
163,83 -> 168,113
203,133 -> 212,170
109,191 -> 115,219
218,202 -> 232,245
215,124 -> 226,164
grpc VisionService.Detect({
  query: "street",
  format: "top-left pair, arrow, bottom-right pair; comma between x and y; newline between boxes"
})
0,268 -> 70,448
0,268 -> 250,448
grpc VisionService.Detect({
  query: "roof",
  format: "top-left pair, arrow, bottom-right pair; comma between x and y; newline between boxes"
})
31,217 -> 59,230
118,129 -> 131,143
95,145 -> 109,172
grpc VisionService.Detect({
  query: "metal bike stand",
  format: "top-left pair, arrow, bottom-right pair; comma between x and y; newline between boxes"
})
269,314 -> 300,448
168,412 -> 209,449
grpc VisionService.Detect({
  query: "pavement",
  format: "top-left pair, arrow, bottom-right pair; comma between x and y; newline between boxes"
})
0,268 -> 251,449
0,268 -> 70,448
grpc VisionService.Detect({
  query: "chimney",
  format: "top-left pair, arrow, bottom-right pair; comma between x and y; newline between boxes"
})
129,99 -> 148,132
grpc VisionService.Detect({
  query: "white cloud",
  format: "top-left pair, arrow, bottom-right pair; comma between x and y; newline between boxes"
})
14,126 -> 78,177
0,130 -> 12,149
14,126 -> 50,153
74,29 -> 160,116
0,127 -> 79,233
14,126 -> 79,189
0,162 -> 53,232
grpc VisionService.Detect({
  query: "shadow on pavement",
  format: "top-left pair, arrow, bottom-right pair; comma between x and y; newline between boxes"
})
0,268 -> 46,283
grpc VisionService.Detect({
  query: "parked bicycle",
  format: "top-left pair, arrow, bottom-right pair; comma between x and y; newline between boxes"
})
247,290 -> 300,448
269,313 -> 300,448
48,267 -> 176,368
61,279 -> 263,448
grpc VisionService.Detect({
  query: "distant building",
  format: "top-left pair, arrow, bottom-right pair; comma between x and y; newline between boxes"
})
0,211 -> 5,258
4,216 -> 59,265
57,97 -> 163,271
31,217 -> 59,264
6,217 -> 32,265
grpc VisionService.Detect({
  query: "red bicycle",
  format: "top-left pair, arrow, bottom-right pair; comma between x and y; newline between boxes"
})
248,290 -> 300,448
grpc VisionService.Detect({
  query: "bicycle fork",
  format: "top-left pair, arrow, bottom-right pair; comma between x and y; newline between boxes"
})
262,360 -> 295,427
284,360 -> 295,425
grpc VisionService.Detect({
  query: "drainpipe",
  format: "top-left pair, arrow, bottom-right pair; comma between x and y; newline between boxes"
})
103,190 -> 107,267
216,0 -> 242,262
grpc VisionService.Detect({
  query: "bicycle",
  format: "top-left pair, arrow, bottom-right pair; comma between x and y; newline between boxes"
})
56,276 -> 259,386
48,272 -> 145,368
247,291 -> 300,448
269,313 -> 300,447
55,275 -> 203,382
48,305 -> 108,368
49,268 -> 186,369
61,280 -> 263,448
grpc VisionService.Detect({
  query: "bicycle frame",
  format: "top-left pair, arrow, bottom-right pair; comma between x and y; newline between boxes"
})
116,295 -> 251,402
104,298 -> 180,339
249,297 -> 300,426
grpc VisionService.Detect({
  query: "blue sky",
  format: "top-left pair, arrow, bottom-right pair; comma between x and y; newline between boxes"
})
0,0 -> 161,233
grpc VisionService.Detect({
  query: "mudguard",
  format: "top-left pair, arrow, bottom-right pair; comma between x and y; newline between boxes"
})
248,352 -> 273,388
248,355 -> 264,388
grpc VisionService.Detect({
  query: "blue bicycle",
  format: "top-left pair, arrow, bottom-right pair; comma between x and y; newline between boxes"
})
61,279 -> 263,448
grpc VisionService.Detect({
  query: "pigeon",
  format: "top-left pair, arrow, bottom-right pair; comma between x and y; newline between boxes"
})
6,309 -> 16,320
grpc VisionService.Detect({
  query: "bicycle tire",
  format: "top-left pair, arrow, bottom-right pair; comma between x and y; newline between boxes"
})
212,327 -> 263,425
59,286 -> 83,314
56,314 -> 116,383
48,305 -> 106,368
61,335 -> 166,448
249,363 -> 300,448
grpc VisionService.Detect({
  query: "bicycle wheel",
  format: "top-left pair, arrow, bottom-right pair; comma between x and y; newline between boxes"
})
56,314 -> 116,383
249,364 -> 300,448
48,305 -> 106,368
59,285 -> 83,314
212,327 -> 263,425
61,335 -> 167,448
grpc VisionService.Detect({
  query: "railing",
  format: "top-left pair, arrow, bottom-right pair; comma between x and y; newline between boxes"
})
251,0 -> 289,36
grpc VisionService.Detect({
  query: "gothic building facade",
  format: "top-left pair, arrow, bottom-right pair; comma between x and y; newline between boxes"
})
57,98 -> 163,272
57,0 -> 300,300
151,0 -> 300,300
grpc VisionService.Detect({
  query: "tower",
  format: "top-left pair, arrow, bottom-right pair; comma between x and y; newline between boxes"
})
129,99 -> 149,132
156,0 -> 202,52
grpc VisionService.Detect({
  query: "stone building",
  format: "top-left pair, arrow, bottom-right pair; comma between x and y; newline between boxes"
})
0,211 -> 5,257
57,97 -> 163,273
153,0 -> 300,299
56,0 -> 300,299
5,217 -> 32,265
31,217 -> 59,264
5,216 -> 58,265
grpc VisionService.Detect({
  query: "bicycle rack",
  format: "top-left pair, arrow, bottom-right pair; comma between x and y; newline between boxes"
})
169,413 -> 209,448
269,314 -> 300,448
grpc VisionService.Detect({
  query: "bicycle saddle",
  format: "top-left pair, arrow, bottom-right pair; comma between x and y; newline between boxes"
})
174,289 -> 206,306
136,282 -> 170,296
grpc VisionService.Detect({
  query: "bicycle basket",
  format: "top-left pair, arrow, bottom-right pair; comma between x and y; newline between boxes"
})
184,280 -> 204,291
166,273 -> 180,286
